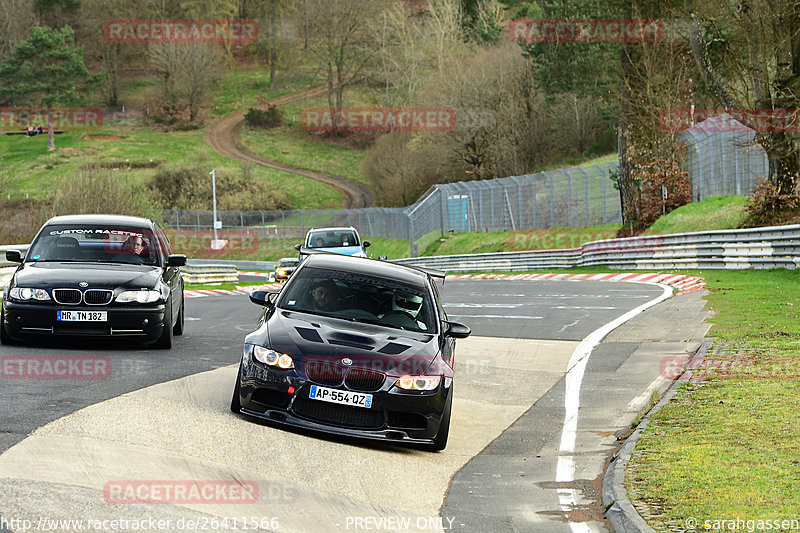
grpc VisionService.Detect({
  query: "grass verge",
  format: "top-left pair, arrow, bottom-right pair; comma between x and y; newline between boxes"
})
626,269 -> 800,528
643,196 -> 750,235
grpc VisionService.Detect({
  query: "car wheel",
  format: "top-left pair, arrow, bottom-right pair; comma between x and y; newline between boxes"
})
173,295 -> 185,336
428,386 -> 453,452
230,363 -> 243,413
154,302 -> 173,349
0,308 -> 17,346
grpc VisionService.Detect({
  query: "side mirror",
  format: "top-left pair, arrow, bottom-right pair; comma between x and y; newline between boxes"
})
5,250 -> 23,263
363,241 -> 371,248
249,290 -> 278,307
167,254 -> 187,267
444,321 -> 471,339
294,244 -> 302,251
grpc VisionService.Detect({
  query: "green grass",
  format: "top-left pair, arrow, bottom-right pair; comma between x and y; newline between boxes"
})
626,269 -> 800,528
185,280 -> 274,291
238,87 -> 375,184
211,65 -> 319,116
422,224 -> 621,256
644,196 -> 750,235
0,125 -> 341,210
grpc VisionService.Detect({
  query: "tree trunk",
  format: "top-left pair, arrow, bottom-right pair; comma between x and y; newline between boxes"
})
47,107 -> 55,151
269,57 -> 276,89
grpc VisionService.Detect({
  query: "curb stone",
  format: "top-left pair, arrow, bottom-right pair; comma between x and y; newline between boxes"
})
601,338 -> 714,532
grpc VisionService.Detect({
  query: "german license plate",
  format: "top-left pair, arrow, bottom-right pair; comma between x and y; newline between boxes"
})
57,310 -> 107,322
309,385 -> 372,408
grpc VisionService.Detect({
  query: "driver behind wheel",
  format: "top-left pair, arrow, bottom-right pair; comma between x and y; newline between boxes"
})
392,291 -> 423,318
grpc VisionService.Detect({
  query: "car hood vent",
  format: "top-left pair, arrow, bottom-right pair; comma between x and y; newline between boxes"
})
377,342 -> 411,355
295,327 -> 324,343
329,332 -> 375,347
329,339 -> 374,350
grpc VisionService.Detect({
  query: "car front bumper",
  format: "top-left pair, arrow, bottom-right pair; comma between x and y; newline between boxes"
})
234,359 -> 451,445
2,300 -> 168,342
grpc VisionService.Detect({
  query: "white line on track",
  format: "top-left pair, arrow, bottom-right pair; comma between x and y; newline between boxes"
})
556,281 -> 672,532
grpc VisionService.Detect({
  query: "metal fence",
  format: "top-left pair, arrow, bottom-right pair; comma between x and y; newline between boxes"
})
678,114 -> 769,201
162,161 -> 622,257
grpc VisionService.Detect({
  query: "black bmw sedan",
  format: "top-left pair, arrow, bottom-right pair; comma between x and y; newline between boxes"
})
1,214 -> 186,349
231,252 -> 470,451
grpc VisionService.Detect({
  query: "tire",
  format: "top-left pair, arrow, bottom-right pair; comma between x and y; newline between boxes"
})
173,295 -> 184,336
154,302 -> 173,349
428,387 -> 453,452
230,363 -> 243,413
0,308 -> 17,346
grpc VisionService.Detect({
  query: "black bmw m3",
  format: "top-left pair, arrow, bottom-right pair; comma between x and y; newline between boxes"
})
1,214 -> 186,348
231,252 -> 471,451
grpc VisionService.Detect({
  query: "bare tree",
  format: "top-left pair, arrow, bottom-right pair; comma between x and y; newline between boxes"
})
0,0 -> 35,61
149,42 -> 226,122
369,0 -> 467,106
685,0 -> 800,198
305,0 -> 382,119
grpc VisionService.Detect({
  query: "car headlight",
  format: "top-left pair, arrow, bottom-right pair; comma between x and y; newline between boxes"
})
253,345 -> 294,369
9,287 -> 51,301
277,270 -> 287,276
116,289 -> 162,303
394,375 -> 440,391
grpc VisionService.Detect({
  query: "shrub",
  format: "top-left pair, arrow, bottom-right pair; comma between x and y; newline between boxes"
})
46,166 -> 162,221
244,105 -> 282,129
0,198 -> 50,244
149,165 -> 291,211
745,177 -> 800,225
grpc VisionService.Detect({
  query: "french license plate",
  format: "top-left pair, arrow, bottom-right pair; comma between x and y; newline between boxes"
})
309,385 -> 372,408
57,310 -> 107,322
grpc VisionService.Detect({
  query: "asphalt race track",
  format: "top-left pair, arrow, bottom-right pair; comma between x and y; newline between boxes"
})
0,279 -> 710,532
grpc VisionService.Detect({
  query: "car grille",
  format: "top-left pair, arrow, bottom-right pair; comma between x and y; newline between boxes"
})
84,289 -> 113,305
53,289 -> 82,305
345,368 -> 386,392
305,361 -> 345,387
54,325 -> 111,335
292,396 -> 384,429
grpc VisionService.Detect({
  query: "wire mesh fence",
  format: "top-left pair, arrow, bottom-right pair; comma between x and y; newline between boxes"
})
162,161 -> 622,257
677,114 -> 769,200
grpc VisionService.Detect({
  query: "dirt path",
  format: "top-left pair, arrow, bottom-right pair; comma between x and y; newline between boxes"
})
205,85 -> 375,208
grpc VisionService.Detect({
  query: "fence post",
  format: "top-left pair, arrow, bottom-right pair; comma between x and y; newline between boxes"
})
281,210 -> 286,237
548,174 -> 555,228
408,215 -> 414,258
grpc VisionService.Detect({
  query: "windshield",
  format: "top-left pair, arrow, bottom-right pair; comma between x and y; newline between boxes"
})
307,229 -> 359,249
278,266 -> 435,333
278,259 -> 299,268
26,225 -> 161,266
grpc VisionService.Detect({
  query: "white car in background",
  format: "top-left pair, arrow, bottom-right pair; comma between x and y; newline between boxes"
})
297,227 -> 371,258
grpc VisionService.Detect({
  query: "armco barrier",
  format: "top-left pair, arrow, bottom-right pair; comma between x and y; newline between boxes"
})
393,224 -> 800,272
2,224 -> 799,275
181,263 -> 239,284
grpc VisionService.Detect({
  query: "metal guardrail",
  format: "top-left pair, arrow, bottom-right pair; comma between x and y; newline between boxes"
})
3,224 -> 799,276
393,224 -> 800,272
181,263 -> 239,284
